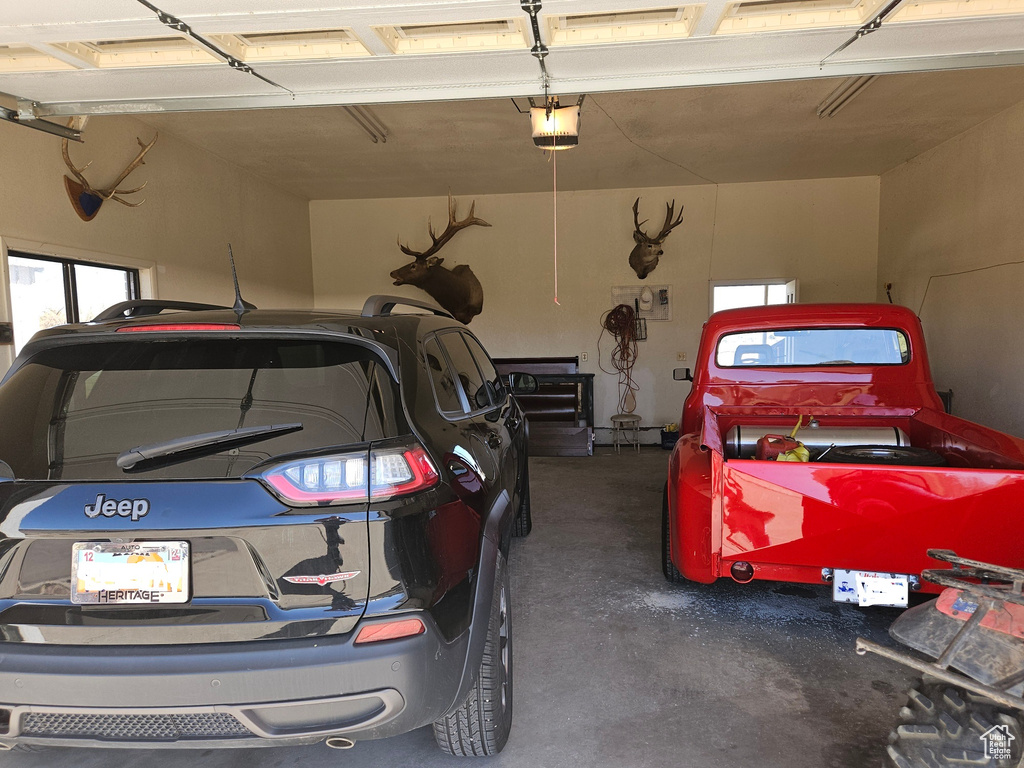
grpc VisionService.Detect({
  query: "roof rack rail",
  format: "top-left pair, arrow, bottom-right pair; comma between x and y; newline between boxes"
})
361,295 -> 454,320
91,300 -> 229,323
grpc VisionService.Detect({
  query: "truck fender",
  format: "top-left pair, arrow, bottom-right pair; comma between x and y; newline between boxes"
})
671,436 -> 717,584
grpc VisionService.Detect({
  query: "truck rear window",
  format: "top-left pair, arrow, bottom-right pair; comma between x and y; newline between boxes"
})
0,339 -> 405,481
716,328 -> 910,368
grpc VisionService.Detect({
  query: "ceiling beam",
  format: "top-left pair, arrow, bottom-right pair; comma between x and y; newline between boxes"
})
20,46 -> 1024,117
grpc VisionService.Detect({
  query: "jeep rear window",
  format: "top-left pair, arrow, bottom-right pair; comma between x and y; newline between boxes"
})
716,328 -> 910,367
0,339 -> 405,481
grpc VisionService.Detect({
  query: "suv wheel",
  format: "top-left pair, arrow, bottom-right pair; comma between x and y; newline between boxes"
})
433,553 -> 513,756
513,460 -> 532,537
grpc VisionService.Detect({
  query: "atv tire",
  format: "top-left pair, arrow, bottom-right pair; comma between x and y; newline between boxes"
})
886,681 -> 1023,767
433,553 -> 513,756
512,459 -> 532,537
662,482 -> 684,585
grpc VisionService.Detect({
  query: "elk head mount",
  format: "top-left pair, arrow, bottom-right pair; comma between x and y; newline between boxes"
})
629,197 -> 684,280
61,132 -> 158,221
391,193 -> 490,324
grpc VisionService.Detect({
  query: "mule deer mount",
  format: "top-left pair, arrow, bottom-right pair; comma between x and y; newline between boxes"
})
391,193 -> 491,324
61,132 -> 158,222
629,197 -> 684,280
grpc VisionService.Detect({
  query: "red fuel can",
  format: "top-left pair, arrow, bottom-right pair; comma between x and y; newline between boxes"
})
756,434 -> 801,461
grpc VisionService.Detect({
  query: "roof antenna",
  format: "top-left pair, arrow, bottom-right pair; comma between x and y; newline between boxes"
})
228,243 -> 257,313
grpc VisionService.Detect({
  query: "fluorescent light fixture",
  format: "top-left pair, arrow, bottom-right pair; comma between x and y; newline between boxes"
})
715,0 -> 890,33
344,105 -> 390,144
375,18 -> 528,54
889,0 -> 1024,22
531,98 -> 582,150
816,74 -> 876,118
545,6 -> 702,46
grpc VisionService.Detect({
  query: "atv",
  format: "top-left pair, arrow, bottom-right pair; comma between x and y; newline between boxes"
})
858,550 -> 1024,767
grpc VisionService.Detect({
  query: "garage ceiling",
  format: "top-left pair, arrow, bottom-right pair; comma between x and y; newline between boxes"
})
131,66 -> 1024,199
2,0 -> 1024,114
3,1 -> 1024,199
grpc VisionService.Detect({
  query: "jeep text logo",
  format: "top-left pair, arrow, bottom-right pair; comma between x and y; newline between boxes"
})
84,494 -> 151,522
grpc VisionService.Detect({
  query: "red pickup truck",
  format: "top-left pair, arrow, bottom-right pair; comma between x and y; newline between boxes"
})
664,303 -> 1024,607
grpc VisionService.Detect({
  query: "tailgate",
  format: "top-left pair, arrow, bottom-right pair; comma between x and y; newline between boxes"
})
0,480 -> 369,645
720,459 -> 1024,577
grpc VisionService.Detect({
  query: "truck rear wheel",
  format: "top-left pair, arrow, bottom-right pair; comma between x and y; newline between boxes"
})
886,681 -> 1023,767
433,553 -> 513,756
661,483 -> 684,585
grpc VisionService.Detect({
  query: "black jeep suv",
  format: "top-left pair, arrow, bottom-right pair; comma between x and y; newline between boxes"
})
0,295 -> 532,755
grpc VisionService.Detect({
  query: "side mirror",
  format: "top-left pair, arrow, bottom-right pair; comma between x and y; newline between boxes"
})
0,460 -> 13,482
673,367 -> 693,382
508,372 -> 539,395
474,384 -> 492,409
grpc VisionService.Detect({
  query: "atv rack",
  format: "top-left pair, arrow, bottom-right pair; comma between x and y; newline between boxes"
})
856,549 -> 1024,712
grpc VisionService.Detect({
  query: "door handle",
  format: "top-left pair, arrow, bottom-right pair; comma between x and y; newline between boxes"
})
487,432 -> 502,449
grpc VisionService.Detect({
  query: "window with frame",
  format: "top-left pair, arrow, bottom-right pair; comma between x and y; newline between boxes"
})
710,279 -> 797,314
715,327 -> 910,368
424,336 -> 465,416
439,332 -> 490,413
462,333 -> 506,406
7,251 -> 140,355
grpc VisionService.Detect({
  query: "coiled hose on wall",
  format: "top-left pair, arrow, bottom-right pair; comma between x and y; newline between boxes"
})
599,303 -> 639,414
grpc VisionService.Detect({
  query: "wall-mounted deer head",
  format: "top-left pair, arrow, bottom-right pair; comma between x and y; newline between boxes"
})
391,193 -> 490,324
629,197 -> 684,280
61,132 -> 158,222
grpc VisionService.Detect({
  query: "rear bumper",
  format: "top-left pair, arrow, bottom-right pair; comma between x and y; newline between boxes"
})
0,614 -> 468,749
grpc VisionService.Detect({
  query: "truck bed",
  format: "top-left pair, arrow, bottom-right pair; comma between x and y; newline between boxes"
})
691,406 -> 1024,590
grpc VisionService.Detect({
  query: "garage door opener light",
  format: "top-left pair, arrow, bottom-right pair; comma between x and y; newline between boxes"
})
530,95 -> 583,150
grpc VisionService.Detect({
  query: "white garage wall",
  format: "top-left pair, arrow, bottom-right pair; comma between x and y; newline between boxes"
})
311,176 -> 880,436
0,114 -> 314,371
879,101 -> 1024,438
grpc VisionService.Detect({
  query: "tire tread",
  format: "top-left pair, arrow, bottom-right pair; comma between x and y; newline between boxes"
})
433,555 -> 512,756
512,460 -> 532,538
662,482 -> 684,584
886,682 -> 1022,767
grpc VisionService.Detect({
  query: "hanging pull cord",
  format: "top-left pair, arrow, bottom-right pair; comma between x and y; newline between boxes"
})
552,132 -> 560,306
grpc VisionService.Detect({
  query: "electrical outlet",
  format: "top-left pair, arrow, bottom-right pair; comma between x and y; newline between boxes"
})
676,352 -> 687,361
581,352 -> 589,362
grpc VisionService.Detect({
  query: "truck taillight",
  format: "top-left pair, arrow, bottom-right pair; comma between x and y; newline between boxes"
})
262,444 -> 439,506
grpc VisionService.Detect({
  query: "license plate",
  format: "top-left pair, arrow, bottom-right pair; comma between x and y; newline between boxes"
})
833,569 -> 908,608
71,541 -> 190,605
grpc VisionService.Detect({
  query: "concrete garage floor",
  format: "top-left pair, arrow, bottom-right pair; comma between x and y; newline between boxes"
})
2,448 -> 918,768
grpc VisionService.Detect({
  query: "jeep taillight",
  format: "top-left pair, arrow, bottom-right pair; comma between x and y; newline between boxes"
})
262,444 -> 439,506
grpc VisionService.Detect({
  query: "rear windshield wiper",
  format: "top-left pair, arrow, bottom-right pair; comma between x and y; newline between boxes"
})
117,423 -> 303,471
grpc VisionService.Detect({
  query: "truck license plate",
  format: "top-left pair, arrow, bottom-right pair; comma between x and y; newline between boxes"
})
71,541 -> 190,605
833,569 -> 908,608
